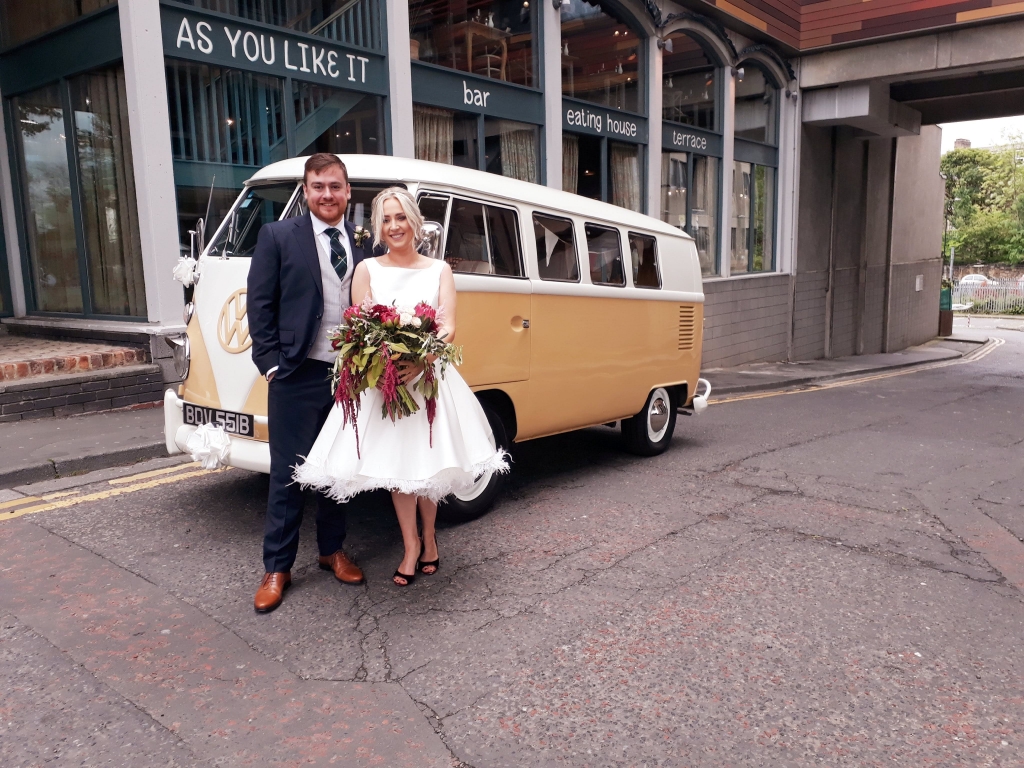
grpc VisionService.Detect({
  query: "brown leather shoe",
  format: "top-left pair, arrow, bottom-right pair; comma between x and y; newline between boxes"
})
254,572 -> 291,613
318,550 -> 365,585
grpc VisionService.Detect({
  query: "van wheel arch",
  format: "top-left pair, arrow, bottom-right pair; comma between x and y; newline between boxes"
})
436,389 -> 516,524
473,388 -> 517,442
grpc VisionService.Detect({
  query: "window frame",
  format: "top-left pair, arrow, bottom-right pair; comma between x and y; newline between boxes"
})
583,222 -> 627,287
440,194 -> 529,280
532,212 -> 582,284
627,231 -> 662,289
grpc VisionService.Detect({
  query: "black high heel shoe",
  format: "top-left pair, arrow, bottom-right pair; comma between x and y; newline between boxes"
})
418,535 -> 440,575
392,569 -> 416,587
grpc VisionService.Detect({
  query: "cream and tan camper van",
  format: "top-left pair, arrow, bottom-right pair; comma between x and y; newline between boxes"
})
164,155 -> 709,520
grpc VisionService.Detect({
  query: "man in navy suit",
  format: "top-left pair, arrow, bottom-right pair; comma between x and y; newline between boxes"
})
247,153 -> 371,613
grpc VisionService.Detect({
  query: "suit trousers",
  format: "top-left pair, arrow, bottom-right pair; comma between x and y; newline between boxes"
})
263,358 -> 347,573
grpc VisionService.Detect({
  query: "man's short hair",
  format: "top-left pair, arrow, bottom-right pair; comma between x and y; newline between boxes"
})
303,153 -> 348,184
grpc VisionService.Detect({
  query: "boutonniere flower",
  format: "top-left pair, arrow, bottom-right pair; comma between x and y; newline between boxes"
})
353,225 -> 370,247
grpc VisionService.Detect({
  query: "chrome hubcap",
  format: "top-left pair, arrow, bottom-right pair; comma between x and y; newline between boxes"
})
646,388 -> 671,442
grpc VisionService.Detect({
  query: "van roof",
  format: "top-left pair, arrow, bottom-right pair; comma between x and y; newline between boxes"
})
249,155 -> 691,240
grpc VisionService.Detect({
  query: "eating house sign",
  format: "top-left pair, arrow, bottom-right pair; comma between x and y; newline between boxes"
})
160,5 -> 388,94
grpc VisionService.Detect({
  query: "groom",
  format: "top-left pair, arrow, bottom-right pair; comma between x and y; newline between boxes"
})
247,153 -> 371,613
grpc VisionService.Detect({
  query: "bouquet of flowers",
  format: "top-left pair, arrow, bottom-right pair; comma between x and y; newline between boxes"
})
328,299 -> 462,455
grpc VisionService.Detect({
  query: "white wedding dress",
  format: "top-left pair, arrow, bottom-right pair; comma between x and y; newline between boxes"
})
293,258 -> 508,502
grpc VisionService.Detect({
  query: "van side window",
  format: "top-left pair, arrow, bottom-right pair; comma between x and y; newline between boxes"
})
444,198 -> 524,277
629,233 -> 661,288
533,214 -> 580,282
584,224 -> 625,286
418,194 -> 449,228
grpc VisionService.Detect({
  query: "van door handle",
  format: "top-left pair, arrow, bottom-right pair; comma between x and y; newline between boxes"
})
522,319 -> 530,329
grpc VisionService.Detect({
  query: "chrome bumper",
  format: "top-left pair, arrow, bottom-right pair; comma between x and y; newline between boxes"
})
163,389 -> 271,474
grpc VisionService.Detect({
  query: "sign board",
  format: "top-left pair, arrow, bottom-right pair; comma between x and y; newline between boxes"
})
410,63 -> 545,124
160,3 -> 388,95
661,122 -> 723,157
561,99 -> 647,144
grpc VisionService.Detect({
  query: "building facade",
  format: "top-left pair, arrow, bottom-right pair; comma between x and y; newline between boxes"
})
1,0 -> 973,378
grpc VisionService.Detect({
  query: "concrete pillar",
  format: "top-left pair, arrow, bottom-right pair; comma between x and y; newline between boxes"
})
543,0 -> 563,190
0,85 -> 27,316
385,0 -> 415,158
719,67 -> 736,278
776,64 -> 800,276
646,39 -> 662,217
119,0 -> 184,327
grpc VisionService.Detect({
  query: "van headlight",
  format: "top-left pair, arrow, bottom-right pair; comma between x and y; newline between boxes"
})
165,333 -> 190,380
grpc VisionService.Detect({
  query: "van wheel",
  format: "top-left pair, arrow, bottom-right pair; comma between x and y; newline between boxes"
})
621,386 -> 678,456
438,402 -> 509,524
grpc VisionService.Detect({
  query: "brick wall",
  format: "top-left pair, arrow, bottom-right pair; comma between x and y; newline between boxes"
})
0,365 -> 165,422
701,274 -> 792,368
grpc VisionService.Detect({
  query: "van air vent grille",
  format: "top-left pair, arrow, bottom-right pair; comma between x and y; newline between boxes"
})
678,305 -> 696,351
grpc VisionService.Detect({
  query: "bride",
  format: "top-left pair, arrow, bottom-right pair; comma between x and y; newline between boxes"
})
294,187 -> 508,586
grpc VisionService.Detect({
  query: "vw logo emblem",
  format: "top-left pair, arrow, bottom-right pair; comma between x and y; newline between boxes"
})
218,289 -> 252,354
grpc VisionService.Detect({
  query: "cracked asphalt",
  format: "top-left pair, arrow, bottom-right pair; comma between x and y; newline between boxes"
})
2,317 -> 1022,767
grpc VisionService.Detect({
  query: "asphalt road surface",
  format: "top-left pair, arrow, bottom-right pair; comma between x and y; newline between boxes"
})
2,317 -> 1022,767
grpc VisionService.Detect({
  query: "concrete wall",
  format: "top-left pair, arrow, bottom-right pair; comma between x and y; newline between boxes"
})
886,125 -> 944,349
701,274 -> 792,368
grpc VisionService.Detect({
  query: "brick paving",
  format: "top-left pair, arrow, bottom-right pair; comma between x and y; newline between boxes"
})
0,334 -> 147,382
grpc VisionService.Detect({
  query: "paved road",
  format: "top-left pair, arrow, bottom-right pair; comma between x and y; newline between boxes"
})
2,317 -> 1022,767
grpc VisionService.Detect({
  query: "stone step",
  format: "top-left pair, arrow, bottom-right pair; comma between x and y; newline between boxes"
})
0,364 -> 166,423
0,334 -> 148,382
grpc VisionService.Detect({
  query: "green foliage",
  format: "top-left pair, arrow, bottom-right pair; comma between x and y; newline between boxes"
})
942,140 -> 1024,263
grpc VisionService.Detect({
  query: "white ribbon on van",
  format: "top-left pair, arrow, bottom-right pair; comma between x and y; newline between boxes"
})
172,257 -> 201,287
186,423 -> 231,469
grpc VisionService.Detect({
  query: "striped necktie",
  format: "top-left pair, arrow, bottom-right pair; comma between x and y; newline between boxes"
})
324,227 -> 348,279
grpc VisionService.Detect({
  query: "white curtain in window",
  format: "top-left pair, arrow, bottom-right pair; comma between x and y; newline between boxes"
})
498,121 -> 537,182
414,105 -> 454,164
610,142 -> 640,212
562,134 -> 578,194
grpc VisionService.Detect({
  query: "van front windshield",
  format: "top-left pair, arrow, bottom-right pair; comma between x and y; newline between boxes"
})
207,182 -> 299,258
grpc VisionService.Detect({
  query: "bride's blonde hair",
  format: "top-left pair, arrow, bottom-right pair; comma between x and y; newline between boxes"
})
371,187 -> 424,250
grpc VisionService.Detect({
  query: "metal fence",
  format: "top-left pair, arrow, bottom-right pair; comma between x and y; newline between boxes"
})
951,284 -> 1024,314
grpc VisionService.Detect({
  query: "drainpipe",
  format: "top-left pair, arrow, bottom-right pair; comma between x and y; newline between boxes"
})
823,127 -> 838,359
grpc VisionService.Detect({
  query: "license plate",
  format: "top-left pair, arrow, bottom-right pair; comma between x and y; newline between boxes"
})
183,403 -> 255,438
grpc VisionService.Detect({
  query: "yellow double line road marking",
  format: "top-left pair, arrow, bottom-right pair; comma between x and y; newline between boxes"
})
1,462 -> 231,522
712,338 -> 1005,406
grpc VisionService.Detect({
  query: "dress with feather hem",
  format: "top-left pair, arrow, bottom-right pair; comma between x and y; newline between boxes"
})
292,258 -> 508,502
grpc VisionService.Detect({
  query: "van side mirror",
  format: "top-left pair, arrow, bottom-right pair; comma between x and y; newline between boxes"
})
419,221 -> 444,260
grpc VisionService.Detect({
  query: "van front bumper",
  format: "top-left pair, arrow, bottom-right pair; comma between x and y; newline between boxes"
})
163,389 -> 271,474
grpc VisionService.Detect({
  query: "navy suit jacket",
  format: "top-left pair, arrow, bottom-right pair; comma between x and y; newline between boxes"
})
247,213 -> 371,380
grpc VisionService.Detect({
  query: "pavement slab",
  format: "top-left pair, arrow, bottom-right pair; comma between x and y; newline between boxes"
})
0,519 -> 452,767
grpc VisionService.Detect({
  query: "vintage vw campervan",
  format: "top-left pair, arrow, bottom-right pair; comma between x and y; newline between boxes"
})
164,155 -> 710,520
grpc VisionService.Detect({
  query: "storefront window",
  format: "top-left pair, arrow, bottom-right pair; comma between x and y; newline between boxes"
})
292,84 -> 383,155
561,0 -> 641,113
413,105 -> 539,183
731,162 -> 775,273
10,65 -> 146,317
409,0 -> 535,87
563,134 -> 643,212
11,84 -> 82,313
735,67 -> 777,145
167,61 -> 286,247
661,152 -> 719,275
180,0 -> 382,49
0,0 -> 114,48
662,33 -> 716,130
69,68 -> 146,316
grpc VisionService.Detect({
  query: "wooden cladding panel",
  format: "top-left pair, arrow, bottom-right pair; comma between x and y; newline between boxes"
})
690,0 -> 1024,50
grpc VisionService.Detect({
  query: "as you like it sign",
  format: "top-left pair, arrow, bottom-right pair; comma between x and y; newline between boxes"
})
160,3 -> 387,95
